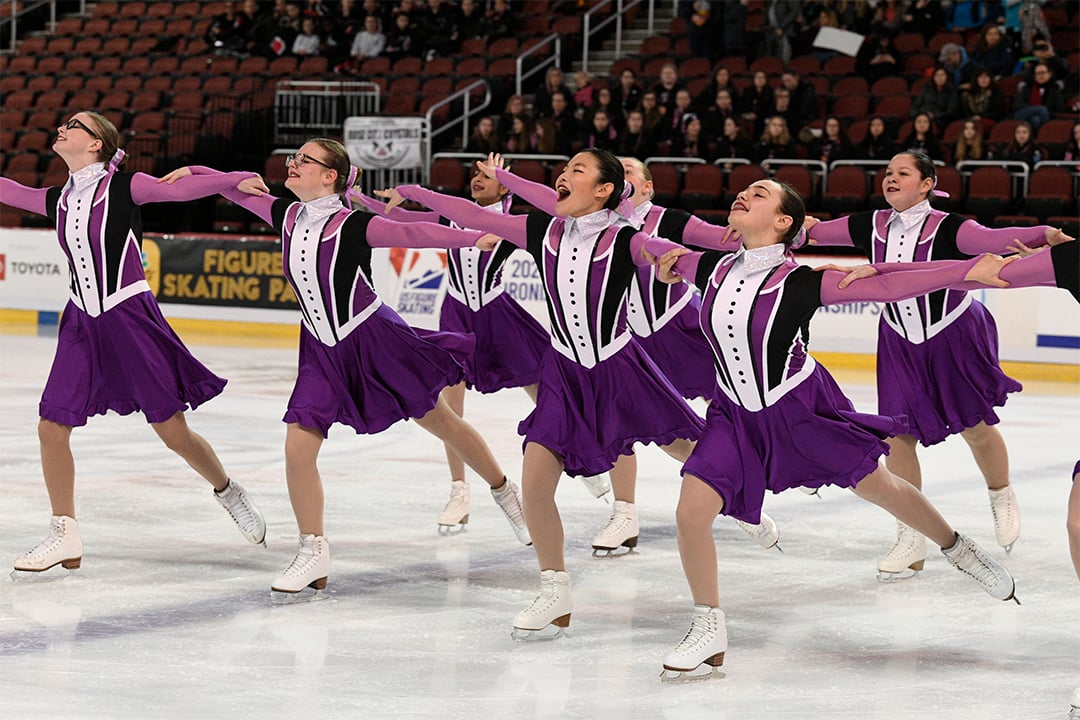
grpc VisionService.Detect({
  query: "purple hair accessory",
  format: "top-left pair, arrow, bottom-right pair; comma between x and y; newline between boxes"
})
108,149 -> 125,173
345,165 -> 359,190
615,182 -> 640,227
931,177 -> 950,198
789,227 -> 808,250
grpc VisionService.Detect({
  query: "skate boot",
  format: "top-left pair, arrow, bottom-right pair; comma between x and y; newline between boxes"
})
661,605 -> 727,682
214,480 -> 267,546
1070,687 -> 1080,720
511,569 -> 571,640
578,473 -> 612,500
941,532 -> 1019,603
12,516 -> 83,575
491,478 -> 531,545
437,480 -> 470,534
592,500 -> 638,556
987,486 -> 1020,553
734,511 -> 781,551
876,520 -> 927,582
271,534 -> 330,602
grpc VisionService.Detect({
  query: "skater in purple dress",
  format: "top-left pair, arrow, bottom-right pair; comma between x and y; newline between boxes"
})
0,111 -> 268,576
386,149 -> 703,637
352,166 -> 609,534
166,138 -> 531,598
644,178 -> 1036,679
805,150 -> 1075,576
476,153 -> 784,552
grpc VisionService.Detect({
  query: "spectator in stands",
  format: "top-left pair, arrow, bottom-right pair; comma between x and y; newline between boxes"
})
292,16 -> 322,56
466,116 -> 500,155
1013,62 -> 1065,131
809,115 -> 855,165
901,0 -> 945,40
715,117 -> 753,167
1002,120 -> 1044,167
657,88 -> 693,142
497,95 -> 528,144
763,0 -> 800,65
953,118 -> 988,163
483,0 -> 515,41
740,70 -> 775,139
899,112 -> 945,161
611,69 -> 643,124
753,115 -> 796,163
349,15 -> 385,64
670,114 -> 712,162
531,118 -> 560,155
534,67 -> 575,120
701,89 -> 738,144
239,0 -> 276,58
319,13 -> 349,64
780,68 -> 817,136
855,30 -> 901,84
1013,1 -> 1051,54
383,11 -> 419,62
1014,38 -> 1070,83
1062,121 -> 1080,165
651,62 -> 687,117
961,68 -> 1007,129
857,115 -> 895,160
801,5 -> 841,63
939,43 -> 975,89
573,71 -> 596,113
584,109 -> 620,154
456,0 -> 485,42
770,87 -> 801,137
360,0 -> 390,28
585,86 -> 620,132
548,92 -> 578,152
269,1 -> 301,56
947,0 -> 986,31
694,64 -> 737,113
616,110 -> 658,161
503,114 -> 534,154
912,67 -> 961,131
640,91 -> 664,133
680,0 -> 720,62
391,0 -> 418,24
972,24 -> 1013,78
207,0 -> 247,56
418,0 -> 460,61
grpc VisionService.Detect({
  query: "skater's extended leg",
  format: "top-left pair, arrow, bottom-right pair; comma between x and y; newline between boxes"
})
152,411 -> 229,491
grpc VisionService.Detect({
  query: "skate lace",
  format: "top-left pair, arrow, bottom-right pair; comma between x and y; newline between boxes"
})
599,510 -> 633,538
444,485 -> 468,513
950,544 -> 999,587
281,545 -> 319,579
494,484 -> 526,527
885,527 -> 921,557
674,613 -> 717,655
24,523 -> 65,559
989,491 -> 1016,527
735,519 -> 769,542
523,579 -> 561,615
219,486 -> 260,534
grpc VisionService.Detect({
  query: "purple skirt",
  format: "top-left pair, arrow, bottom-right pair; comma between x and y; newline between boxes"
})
518,338 -> 705,477
285,303 -> 472,437
40,294 -> 226,426
876,301 -> 1021,446
683,363 -> 907,524
439,292 -> 548,393
634,297 -> 716,401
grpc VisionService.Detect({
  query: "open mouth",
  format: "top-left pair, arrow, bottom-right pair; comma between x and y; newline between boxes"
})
556,185 -> 571,201
730,200 -> 747,212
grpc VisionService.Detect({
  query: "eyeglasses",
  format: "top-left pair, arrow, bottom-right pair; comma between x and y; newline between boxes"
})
286,153 -> 332,170
61,118 -> 99,139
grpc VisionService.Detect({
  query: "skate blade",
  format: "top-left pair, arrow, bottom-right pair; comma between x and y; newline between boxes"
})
659,663 -> 726,683
875,566 -> 921,583
1001,541 -> 1016,554
271,585 -> 326,605
9,565 -> 81,583
511,623 -> 568,642
437,522 -> 468,536
592,546 -> 637,558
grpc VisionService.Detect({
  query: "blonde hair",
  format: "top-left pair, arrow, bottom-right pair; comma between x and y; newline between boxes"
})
307,137 -> 362,193
82,111 -> 122,164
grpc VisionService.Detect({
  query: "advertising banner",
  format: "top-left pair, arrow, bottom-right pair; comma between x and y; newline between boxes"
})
343,116 -> 425,170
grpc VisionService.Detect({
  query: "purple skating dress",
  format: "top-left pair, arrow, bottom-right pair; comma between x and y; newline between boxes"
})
809,204 -> 1056,445
0,163 -> 258,425
218,186 -> 486,438
354,193 -> 549,393
397,185 -> 705,477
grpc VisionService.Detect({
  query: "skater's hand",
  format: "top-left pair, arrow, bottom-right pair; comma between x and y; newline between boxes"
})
814,263 -> 877,288
158,167 -> 192,184
965,253 -> 1020,288
373,187 -> 405,213
237,175 -> 269,196
719,225 -> 741,245
477,152 -> 503,178
655,247 -> 689,283
477,233 -> 500,250
1005,239 -> 1044,257
1046,227 -> 1075,246
801,216 -> 821,244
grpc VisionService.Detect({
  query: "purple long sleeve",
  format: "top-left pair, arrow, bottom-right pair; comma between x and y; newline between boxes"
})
0,177 -> 49,215
495,167 -> 558,214
805,216 -> 857,248
820,258 -> 979,305
220,186 -> 277,224
364,215 -> 484,249
954,220 -> 1050,255
354,191 -> 441,223
644,236 -> 704,281
398,185 -> 529,248
130,170 -> 258,205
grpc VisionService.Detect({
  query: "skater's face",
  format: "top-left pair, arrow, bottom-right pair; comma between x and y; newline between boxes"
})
553,152 -> 614,217
728,180 -> 794,246
469,165 -> 507,206
54,113 -> 103,159
284,142 -> 339,201
882,154 -> 934,210
620,157 -> 654,205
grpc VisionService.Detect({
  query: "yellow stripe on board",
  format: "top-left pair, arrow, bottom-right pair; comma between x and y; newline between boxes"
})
166,318 -> 300,348
817,351 -> 1080,386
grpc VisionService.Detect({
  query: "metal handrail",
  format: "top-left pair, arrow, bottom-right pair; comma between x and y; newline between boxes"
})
956,159 -> 1031,197
1,0 -> 53,53
431,152 -> 571,164
515,33 -> 561,98
425,79 -> 492,177
581,0 -> 652,75
643,156 -> 706,166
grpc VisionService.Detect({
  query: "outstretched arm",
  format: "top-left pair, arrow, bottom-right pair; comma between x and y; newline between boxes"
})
679,214 -> 741,250
642,236 -> 703,282
396,184 -> 529,248
493,167 -> 558,215
219,185 -> 278,224
954,220 -> 1068,255
131,167 -> 259,205
364,215 -> 486,249
804,215 -> 858,248
819,255 -> 1019,305
352,190 -> 441,223
0,177 -> 49,215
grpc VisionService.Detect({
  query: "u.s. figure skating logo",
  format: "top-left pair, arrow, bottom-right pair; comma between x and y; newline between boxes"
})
389,247 -> 447,327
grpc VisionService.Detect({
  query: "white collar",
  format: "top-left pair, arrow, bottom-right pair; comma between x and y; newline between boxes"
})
479,199 -> 506,215
565,207 -> 616,240
67,162 -> 108,192
300,194 -> 345,223
635,200 -> 654,223
887,199 -> 931,230
736,243 -> 787,273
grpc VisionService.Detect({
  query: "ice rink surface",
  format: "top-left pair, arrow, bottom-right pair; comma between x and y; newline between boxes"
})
0,329 -> 1077,719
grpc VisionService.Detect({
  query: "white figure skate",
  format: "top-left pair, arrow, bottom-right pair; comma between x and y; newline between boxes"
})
511,569 -> 571,641
578,473 -> 612,500
12,516 -> 83,578
215,480 -> 267,546
592,500 -> 638,557
798,485 -> 822,498
1069,686 -> 1080,720
876,520 -> 927,582
987,485 -> 1020,553
271,534 -> 330,603
491,479 -> 531,545
437,480 -> 470,535
734,511 -> 781,551
941,532 -> 1019,603
660,605 -> 727,682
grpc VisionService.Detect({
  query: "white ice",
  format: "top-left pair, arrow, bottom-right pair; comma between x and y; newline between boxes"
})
0,330 -> 1077,719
